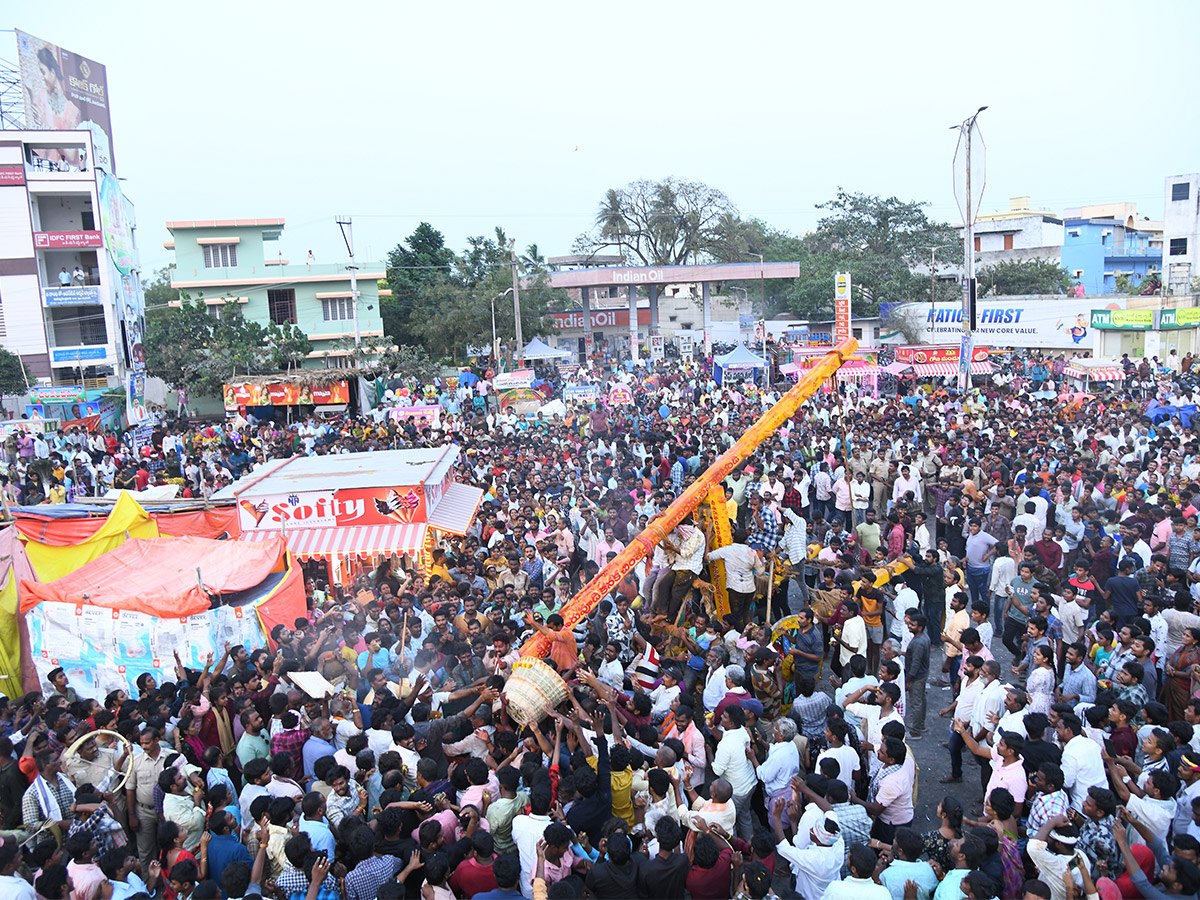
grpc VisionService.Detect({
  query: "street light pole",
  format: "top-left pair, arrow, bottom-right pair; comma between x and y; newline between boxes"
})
952,107 -> 987,393
742,252 -> 766,359
492,288 -> 512,366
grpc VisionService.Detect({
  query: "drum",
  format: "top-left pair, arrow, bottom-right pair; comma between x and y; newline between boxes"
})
504,658 -> 569,727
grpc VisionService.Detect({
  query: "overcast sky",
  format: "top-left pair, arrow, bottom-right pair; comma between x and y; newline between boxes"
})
9,0 -> 1199,274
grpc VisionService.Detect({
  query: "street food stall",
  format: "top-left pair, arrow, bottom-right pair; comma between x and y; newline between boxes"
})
214,447 -> 484,587
1062,357 -> 1126,392
894,344 -> 993,383
781,348 -> 881,397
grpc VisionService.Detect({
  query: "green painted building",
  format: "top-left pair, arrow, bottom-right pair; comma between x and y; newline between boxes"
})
164,218 -> 385,368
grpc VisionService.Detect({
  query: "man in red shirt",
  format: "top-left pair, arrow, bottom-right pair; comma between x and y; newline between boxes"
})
448,832 -> 499,897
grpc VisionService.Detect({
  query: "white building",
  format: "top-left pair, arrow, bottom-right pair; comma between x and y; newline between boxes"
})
0,129 -> 142,391
1164,173 -> 1200,295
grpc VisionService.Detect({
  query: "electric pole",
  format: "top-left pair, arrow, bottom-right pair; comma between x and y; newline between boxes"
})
336,216 -> 360,346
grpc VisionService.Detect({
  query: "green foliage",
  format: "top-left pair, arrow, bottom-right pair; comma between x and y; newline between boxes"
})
323,338 -> 438,383
383,223 -> 457,342
978,257 -> 1070,296
143,299 -> 311,396
0,348 -> 28,396
1114,271 -> 1161,296
773,190 -> 960,319
587,177 -> 739,266
381,225 -> 568,362
141,265 -> 176,311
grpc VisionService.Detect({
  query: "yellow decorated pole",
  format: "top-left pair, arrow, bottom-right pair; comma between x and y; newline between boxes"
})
523,338 -> 858,659
695,483 -> 732,619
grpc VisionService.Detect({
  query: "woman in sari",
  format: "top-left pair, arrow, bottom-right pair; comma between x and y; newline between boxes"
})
1163,626 -> 1200,721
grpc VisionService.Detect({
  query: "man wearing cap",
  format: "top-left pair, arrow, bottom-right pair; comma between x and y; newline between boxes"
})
772,804 -> 843,900
1175,750 -> 1200,837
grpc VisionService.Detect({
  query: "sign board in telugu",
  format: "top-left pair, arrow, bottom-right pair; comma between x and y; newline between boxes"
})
34,231 -> 103,249
1090,309 -> 1154,330
29,385 -> 85,403
834,272 -> 852,345
52,346 -> 108,362
223,380 -> 349,410
895,345 -> 990,365
0,166 -> 25,185
1157,308 -> 1200,329
44,285 -> 101,306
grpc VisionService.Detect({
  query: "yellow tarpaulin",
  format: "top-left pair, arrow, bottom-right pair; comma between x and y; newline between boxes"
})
0,572 -> 22,694
22,493 -> 160,583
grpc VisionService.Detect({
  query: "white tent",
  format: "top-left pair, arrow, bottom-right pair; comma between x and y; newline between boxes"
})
521,337 -> 571,360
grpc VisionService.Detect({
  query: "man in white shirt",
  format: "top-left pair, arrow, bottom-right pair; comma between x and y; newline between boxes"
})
712,705 -> 758,841
511,788 -> 554,899
1056,712 -> 1107,812
773,812 -> 844,900
702,646 -> 728,713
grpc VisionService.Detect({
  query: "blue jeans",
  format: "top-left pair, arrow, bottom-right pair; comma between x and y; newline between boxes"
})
965,565 -> 991,608
853,508 -> 867,527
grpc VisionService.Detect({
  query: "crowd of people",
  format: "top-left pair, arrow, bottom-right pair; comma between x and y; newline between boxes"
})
4,345 -> 1200,900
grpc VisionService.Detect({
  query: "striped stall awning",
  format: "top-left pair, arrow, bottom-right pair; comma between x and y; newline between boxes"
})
836,366 -> 880,378
911,361 -> 993,377
1064,365 -> 1124,381
426,482 -> 485,536
240,523 -> 427,559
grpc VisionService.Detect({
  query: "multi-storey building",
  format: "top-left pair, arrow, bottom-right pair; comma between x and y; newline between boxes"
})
164,219 -> 385,369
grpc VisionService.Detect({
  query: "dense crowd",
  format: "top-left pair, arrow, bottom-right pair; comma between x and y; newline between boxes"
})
5,346 -> 1200,900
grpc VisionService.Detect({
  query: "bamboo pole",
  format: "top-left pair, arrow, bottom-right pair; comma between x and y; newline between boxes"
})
522,338 -> 859,659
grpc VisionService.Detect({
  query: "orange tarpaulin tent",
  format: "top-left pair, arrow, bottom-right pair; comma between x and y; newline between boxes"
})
21,535 -> 296,615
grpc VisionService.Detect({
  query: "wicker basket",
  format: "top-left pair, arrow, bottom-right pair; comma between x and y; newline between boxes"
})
505,658 -> 570,727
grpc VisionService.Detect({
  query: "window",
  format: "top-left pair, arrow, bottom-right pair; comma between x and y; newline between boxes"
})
973,236 -> 980,252
1003,234 -> 1014,250
267,289 -> 297,325
203,243 -> 238,268
325,356 -> 353,369
1173,182 -> 1191,202
1171,238 -> 1189,257
321,297 -> 354,321
1073,269 -> 1084,280
81,210 -> 94,231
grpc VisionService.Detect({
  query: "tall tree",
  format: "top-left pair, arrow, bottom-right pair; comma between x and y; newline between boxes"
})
0,349 -> 28,395
143,299 -> 311,396
141,265 -> 176,311
583,177 -> 739,266
978,257 -> 1070,296
383,223 -> 456,342
774,189 -> 959,318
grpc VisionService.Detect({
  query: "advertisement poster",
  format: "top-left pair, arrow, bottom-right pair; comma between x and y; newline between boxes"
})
126,370 -> 148,426
883,299 -> 1126,350
1090,309 -> 1153,330
237,485 -> 428,532
223,380 -> 349,411
98,173 -> 134,275
27,601 -> 263,698
16,30 -> 116,173
650,335 -> 665,360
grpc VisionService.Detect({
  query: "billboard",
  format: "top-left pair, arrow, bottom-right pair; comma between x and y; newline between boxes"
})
16,30 -> 116,174
1090,309 -> 1153,330
34,231 -> 102,249
895,345 -> 989,365
883,299 -> 1127,349
492,369 -> 535,390
223,380 -> 350,411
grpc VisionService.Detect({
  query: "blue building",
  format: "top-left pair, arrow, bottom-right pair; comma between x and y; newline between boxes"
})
1061,215 -> 1162,295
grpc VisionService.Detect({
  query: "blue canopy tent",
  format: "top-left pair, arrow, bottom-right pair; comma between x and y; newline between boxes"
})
1146,400 -> 1198,429
713,344 -> 769,386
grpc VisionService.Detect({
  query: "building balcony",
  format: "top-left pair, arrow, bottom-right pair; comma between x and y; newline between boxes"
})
171,261 -> 386,285
1103,244 -> 1161,260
